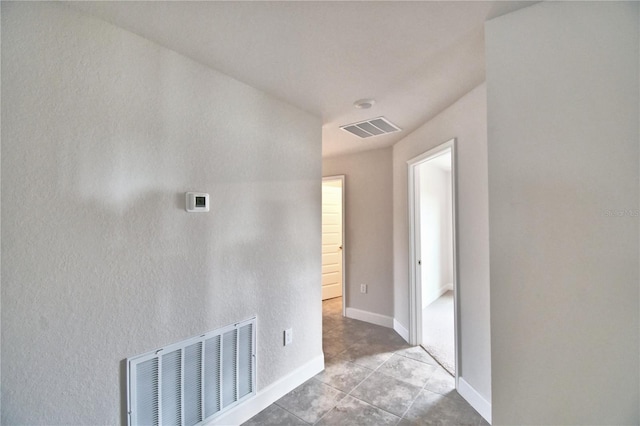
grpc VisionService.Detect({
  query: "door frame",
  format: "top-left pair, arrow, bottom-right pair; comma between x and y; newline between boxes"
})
407,138 -> 459,385
322,175 -> 346,316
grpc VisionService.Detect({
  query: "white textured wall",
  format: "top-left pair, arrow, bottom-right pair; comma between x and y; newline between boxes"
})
323,147 -> 393,317
1,3 -> 321,424
393,84 -> 491,399
486,2 -> 639,423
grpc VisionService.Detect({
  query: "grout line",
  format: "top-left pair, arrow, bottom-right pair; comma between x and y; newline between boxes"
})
273,400 -> 314,425
398,364 -> 434,420
418,345 -> 455,378
343,393 -> 405,422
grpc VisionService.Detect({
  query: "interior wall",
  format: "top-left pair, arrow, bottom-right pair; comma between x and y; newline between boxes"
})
486,2 -> 639,424
323,147 -> 393,318
393,83 -> 491,401
418,162 -> 453,309
1,3 -> 322,424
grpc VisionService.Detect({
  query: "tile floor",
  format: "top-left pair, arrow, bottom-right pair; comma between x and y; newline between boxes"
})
243,297 -> 488,425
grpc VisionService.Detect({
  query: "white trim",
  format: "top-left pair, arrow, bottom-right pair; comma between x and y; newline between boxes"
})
457,377 -> 492,424
345,307 -> 393,328
205,354 -> 325,426
393,319 -> 410,342
407,138 -> 460,389
322,175 -> 346,317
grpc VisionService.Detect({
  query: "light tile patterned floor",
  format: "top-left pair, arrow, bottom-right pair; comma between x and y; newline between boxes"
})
243,297 -> 488,425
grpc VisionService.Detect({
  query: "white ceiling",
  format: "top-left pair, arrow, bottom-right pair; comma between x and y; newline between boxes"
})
68,1 -> 534,158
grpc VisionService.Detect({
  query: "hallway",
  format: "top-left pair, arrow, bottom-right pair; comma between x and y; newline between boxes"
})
243,297 -> 486,425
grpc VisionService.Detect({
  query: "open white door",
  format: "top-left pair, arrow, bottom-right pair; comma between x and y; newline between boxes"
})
321,177 -> 344,301
408,139 -> 459,383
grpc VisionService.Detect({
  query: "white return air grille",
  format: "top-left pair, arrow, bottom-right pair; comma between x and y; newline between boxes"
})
340,116 -> 401,139
127,317 -> 256,426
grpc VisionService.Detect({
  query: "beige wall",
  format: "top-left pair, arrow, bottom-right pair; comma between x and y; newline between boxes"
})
486,2 -> 639,423
323,147 -> 394,318
393,83 -> 491,402
1,3 -> 322,424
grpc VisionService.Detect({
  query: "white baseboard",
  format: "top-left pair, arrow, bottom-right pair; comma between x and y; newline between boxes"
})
457,377 -> 491,424
424,283 -> 453,308
345,307 -> 394,328
393,319 -> 410,342
206,354 -> 325,426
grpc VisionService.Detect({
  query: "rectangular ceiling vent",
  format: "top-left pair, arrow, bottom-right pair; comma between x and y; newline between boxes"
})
340,117 -> 401,139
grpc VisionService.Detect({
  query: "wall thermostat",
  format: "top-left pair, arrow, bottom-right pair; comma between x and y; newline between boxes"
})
185,192 -> 209,212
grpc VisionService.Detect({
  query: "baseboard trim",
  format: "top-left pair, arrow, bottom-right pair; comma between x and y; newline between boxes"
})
393,319 -> 410,342
424,284 -> 453,308
458,377 -> 491,424
206,354 -> 325,425
345,307 -> 393,328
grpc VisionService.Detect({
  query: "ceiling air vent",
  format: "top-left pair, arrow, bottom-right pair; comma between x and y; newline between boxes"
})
340,117 -> 401,139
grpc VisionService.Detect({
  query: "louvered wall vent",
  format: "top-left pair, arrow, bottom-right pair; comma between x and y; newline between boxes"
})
340,116 -> 401,139
127,317 -> 256,426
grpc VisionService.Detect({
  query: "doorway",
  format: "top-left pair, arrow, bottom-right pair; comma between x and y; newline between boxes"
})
321,176 -> 345,311
408,139 -> 458,379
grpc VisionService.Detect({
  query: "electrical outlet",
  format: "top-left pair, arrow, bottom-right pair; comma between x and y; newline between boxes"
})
360,284 -> 367,294
284,328 -> 293,346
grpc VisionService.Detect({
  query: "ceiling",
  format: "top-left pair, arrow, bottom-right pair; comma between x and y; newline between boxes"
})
67,1 -> 534,158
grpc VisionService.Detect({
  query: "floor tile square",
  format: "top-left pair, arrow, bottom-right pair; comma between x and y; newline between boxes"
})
403,389 -> 483,426
364,326 -> 412,348
322,333 -> 352,358
423,367 -> 455,395
327,318 -> 379,342
378,353 -> 436,387
275,378 -> 345,424
314,357 -> 373,393
350,371 -> 422,417
316,395 -> 399,426
395,346 -> 440,366
242,404 -> 307,426
338,341 -> 396,370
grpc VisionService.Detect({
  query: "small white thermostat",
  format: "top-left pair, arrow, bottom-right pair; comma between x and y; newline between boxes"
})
185,192 -> 209,212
